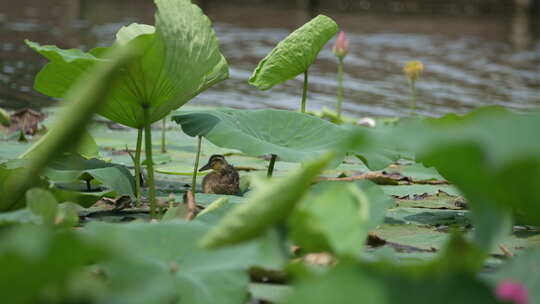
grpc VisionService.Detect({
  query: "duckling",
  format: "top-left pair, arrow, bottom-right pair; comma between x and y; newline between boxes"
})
199,154 -> 240,195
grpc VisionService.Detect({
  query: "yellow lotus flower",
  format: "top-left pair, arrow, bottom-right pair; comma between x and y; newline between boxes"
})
403,61 -> 424,82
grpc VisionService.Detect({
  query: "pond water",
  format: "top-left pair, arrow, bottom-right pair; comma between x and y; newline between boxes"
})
1,0 -> 539,117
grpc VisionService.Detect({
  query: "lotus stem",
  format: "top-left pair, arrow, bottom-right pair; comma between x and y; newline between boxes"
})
134,128 -> 143,207
409,79 -> 417,115
300,70 -> 309,113
192,136 -> 202,194
143,105 -> 156,218
160,117 -> 167,153
267,154 -> 277,177
336,57 -> 344,121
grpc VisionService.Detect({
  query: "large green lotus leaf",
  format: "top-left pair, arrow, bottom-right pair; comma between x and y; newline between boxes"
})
284,262 -> 496,304
382,107 -> 540,249
200,153 -> 333,249
27,0 -> 229,128
285,234 -> 493,304
82,221 -> 285,304
0,225 -> 109,304
249,15 -> 338,90
24,41 -> 104,98
5,39 -> 137,207
172,108 -> 350,163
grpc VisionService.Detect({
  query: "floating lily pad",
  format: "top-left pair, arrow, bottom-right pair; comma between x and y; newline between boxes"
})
385,207 -> 470,226
381,184 -> 461,197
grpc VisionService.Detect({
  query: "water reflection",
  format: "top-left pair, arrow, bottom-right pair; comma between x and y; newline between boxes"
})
0,0 -> 538,117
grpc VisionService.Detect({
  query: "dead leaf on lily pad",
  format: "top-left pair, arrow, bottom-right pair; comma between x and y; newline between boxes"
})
394,190 -> 467,210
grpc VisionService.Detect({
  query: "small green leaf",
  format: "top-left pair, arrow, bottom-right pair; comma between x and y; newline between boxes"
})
290,180 -> 393,256
249,15 -> 338,90
26,188 -> 58,225
55,202 -> 81,227
290,182 -> 367,256
198,196 -> 229,217
45,156 -> 136,203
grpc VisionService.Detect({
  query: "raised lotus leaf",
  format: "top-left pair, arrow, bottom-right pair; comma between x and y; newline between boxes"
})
173,108 -> 350,164
249,15 -> 338,90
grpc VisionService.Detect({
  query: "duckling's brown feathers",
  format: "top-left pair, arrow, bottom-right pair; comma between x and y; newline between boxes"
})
202,164 -> 239,195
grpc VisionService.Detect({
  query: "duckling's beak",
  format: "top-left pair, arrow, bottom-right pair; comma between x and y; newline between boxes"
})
199,162 -> 212,171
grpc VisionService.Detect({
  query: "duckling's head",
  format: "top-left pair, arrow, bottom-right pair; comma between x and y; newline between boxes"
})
199,154 -> 228,172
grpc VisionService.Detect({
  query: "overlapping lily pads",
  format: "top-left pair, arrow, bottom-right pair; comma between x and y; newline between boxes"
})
381,107 -> 540,249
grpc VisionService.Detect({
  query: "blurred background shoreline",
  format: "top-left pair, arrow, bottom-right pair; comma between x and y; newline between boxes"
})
1,0 -> 539,117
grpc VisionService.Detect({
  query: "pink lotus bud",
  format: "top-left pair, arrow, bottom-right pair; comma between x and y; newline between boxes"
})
495,280 -> 529,304
332,31 -> 349,58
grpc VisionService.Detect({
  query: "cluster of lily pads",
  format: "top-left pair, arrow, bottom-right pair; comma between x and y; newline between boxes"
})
0,0 -> 539,303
